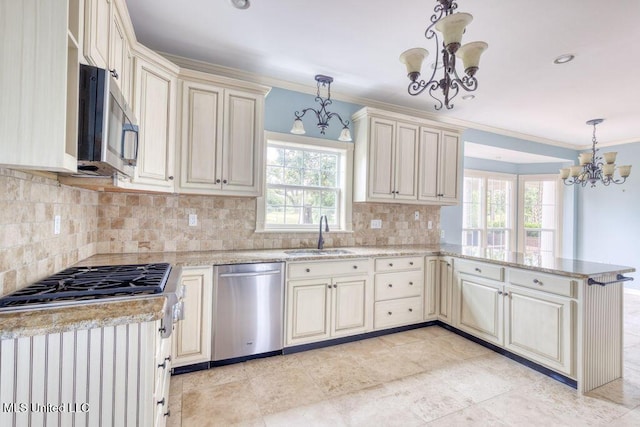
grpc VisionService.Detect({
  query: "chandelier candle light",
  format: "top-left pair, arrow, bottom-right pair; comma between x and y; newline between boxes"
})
290,75 -> 352,142
560,119 -> 631,187
400,0 -> 488,110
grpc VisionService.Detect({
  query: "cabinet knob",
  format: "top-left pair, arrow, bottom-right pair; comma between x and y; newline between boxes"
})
409,282 -> 413,285
388,311 -> 393,315
389,263 -> 393,267
110,68 -> 119,79
168,175 -> 174,180
409,261 -> 414,266
498,291 -> 503,295
164,410 -> 171,417
306,268 -> 311,273
216,179 -> 221,184
475,267 -> 482,273
408,308 -> 413,312
388,284 -> 393,288
333,284 -> 337,288
353,265 -> 358,269
533,279 -> 543,285
157,398 -> 165,407
437,193 -> 444,197
223,179 -> 228,184
327,285 -> 331,289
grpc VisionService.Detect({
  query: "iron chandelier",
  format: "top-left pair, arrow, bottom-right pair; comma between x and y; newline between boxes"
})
560,119 -> 631,187
290,75 -> 352,142
400,0 -> 488,110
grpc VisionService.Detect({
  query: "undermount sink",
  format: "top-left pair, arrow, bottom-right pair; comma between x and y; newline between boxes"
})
284,249 -> 354,256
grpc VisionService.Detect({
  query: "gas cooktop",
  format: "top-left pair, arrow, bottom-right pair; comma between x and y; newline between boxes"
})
0,263 -> 172,309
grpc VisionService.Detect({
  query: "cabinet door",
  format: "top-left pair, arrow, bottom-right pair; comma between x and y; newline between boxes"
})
437,258 -> 454,323
286,279 -> 332,345
424,256 -> 439,320
418,128 -> 440,201
109,7 -> 131,103
172,267 -> 213,368
84,0 -> 111,69
393,122 -> 419,200
437,132 -> 460,203
457,276 -> 504,345
129,56 -> 177,191
178,80 -> 224,192
221,89 -> 263,195
504,285 -> 573,375
331,276 -> 369,337
368,118 -> 396,200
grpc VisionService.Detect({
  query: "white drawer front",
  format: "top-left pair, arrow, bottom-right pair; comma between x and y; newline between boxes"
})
374,296 -> 423,329
509,268 -> 576,297
375,256 -> 424,272
375,270 -> 424,301
456,259 -> 504,282
288,259 -> 369,279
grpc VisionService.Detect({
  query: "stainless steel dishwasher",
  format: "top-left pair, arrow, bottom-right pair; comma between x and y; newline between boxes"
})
213,262 -> 284,362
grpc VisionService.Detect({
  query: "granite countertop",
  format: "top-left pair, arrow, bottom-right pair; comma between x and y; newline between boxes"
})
2,245 -> 634,339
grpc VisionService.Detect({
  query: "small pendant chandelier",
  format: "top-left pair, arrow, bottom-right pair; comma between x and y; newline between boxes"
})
290,75 -> 352,142
560,119 -> 632,188
399,0 -> 488,110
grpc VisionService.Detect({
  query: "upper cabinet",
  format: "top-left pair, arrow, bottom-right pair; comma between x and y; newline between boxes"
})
176,70 -> 270,196
84,0 -> 134,104
0,0 -> 80,173
353,108 -> 462,206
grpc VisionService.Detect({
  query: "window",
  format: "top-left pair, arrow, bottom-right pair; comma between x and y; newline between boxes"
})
257,132 -> 353,232
462,170 -> 516,254
518,175 -> 562,263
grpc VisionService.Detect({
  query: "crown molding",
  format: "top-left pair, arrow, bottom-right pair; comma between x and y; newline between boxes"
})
161,52 -> 640,151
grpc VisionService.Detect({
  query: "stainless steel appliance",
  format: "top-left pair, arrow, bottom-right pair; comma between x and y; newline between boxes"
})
0,263 -> 184,338
213,262 -> 284,362
76,64 -> 139,177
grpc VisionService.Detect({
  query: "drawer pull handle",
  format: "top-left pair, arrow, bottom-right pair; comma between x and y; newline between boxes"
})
389,263 -> 394,267
409,282 -> 414,285
306,268 -> 311,273
164,410 -> 171,417
475,267 -> 482,273
388,284 -> 393,288
533,279 -> 542,285
388,311 -> 393,315
409,261 -> 414,266
157,398 -> 165,407
408,308 -> 413,312
353,265 -> 358,269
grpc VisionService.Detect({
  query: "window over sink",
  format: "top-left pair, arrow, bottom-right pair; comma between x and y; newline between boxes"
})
256,132 -> 353,232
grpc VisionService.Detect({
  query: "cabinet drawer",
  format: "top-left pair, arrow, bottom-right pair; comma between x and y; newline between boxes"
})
374,297 -> 423,329
375,270 -> 423,301
375,256 -> 423,272
288,259 -> 369,279
456,259 -> 504,282
509,268 -> 576,298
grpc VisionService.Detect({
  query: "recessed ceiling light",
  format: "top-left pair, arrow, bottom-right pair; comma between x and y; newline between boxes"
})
462,94 -> 475,100
229,0 -> 250,9
553,54 -> 575,64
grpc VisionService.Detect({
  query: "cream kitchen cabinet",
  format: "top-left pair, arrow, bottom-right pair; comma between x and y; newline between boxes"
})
454,260 -> 575,376
84,0 -> 134,103
118,45 -> 179,192
418,129 -> 460,205
353,107 -> 463,205
373,256 -> 424,329
285,259 -> 372,346
0,0 -> 79,173
172,267 -> 213,368
425,256 -> 455,323
176,70 -> 269,196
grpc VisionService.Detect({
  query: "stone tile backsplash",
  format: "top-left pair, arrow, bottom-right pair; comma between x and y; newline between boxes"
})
1,168 -> 440,293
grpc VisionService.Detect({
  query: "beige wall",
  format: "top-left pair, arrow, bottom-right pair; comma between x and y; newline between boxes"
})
0,168 -> 99,296
1,168 -> 441,293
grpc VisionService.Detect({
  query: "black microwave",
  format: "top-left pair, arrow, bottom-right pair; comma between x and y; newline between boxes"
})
76,64 -> 138,176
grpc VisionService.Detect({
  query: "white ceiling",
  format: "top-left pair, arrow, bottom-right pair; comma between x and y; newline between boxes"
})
125,0 -> 640,148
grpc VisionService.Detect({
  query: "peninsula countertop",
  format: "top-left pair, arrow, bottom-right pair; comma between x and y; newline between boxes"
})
1,245 -> 634,339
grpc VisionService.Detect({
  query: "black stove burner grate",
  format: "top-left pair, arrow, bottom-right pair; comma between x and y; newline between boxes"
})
0,263 -> 172,308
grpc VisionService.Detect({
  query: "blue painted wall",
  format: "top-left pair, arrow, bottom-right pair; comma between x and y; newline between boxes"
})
264,87 -> 363,141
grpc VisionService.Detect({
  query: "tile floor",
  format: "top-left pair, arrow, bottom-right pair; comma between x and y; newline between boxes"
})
167,290 -> 640,426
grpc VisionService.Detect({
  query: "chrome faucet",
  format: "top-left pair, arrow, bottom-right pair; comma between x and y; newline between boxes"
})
318,215 -> 329,249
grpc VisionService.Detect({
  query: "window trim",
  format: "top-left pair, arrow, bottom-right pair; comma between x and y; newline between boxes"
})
517,174 -> 563,258
462,169 -> 517,251
256,131 -> 353,233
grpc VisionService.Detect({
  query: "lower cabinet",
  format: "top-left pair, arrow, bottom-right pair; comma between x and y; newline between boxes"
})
426,256 -> 454,323
455,261 -> 575,376
373,256 -> 424,329
286,259 -> 372,346
171,267 -> 213,368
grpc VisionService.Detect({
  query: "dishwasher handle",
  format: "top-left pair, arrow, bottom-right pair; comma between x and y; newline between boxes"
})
218,269 -> 281,278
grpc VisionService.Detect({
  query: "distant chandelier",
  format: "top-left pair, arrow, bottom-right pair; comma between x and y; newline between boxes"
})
560,119 -> 632,188
290,75 -> 352,142
400,0 -> 488,110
